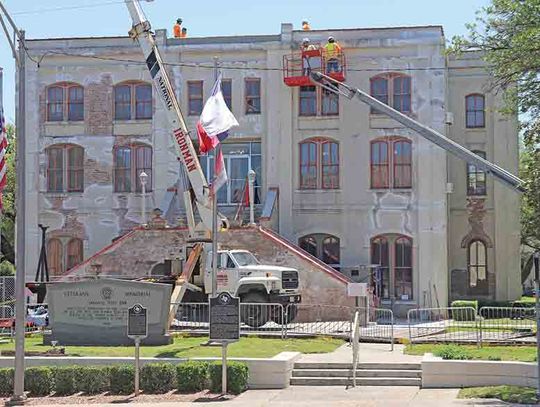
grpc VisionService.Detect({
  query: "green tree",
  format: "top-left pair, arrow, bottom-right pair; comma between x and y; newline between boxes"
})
1,124 -> 16,269
452,0 -> 540,282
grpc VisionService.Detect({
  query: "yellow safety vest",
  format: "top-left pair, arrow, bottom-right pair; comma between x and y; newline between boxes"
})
324,42 -> 341,59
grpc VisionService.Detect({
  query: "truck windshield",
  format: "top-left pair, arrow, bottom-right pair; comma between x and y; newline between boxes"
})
232,252 -> 259,266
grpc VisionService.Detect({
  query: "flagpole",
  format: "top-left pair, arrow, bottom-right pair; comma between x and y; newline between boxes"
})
211,56 -> 219,297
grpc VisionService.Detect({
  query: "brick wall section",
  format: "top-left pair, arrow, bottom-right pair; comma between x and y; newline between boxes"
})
64,226 -> 354,314
85,74 -> 113,136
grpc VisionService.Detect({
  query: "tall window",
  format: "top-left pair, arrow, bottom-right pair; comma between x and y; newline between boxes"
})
468,240 -> 487,287
370,74 -> 412,113
299,86 -> 339,116
371,235 -> 413,300
187,81 -> 203,116
113,145 -> 153,192
299,234 -> 340,269
370,138 -> 412,189
114,82 -> 152,120
46,145 -> 84,193
199,142 -> 261,205
466,94 -> 485,128
222,79 -> 232,110
299,138 -> 339,190
245,78 -> 261,114
46,83 -> 84,122
467,150 -> 487,196
47,237 -> 84,276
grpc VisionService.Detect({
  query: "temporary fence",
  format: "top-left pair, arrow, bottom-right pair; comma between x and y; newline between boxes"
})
171,301 -> 394,344
408,306 -> 537,346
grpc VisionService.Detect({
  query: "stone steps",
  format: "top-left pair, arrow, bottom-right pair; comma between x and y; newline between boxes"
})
290,362 -> 422,387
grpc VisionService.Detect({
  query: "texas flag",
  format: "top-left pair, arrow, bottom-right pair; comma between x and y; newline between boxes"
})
197,74 -> 239,154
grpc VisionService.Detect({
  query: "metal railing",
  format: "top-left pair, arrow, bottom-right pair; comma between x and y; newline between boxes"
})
407,306 -> 537,346
170,301 -> 395,342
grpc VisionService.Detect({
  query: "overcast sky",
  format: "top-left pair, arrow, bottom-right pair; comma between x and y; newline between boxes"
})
0,0 -> 490,122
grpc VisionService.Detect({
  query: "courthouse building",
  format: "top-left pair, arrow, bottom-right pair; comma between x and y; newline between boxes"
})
19,23 -> 520,314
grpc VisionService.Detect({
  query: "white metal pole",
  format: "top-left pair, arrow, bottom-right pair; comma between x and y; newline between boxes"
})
134,337 -> 140,396
211,57 -> 219,297
140,171 -> 147,225
248,169 -> 255,226
13,29 -> 26,402
221,342 -> 227,394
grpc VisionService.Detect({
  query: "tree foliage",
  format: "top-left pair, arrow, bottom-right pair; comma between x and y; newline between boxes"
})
1,124 -> 15,266
453,0 -> 540,282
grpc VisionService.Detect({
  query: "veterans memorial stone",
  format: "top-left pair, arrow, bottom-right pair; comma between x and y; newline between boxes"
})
209,292 -> 240,342
46,279 -> 172,345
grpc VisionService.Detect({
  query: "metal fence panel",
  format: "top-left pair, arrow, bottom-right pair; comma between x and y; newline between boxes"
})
407,307 -> 479,346
479,306 -> 535,344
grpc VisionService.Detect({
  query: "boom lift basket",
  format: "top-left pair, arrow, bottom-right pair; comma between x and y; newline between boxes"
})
283,46 -> 346,86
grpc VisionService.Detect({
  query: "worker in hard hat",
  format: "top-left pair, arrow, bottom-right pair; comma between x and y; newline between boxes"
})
181,27 -> 188,38
173,18 -> 182,38
301,38 -> 318,75
324,36 -> 342,73
302,20 -> 311,31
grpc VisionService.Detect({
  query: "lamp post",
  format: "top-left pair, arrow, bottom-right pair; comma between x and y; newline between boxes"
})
139,171 -> 148,225
247,169 -> 256,226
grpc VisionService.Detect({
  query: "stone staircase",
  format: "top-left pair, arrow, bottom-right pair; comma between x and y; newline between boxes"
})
290,362 -> 422,386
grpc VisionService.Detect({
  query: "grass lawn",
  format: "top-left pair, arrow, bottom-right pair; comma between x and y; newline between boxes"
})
404,344 -> 536,362
458,386 -> 538,405
0,335 -> 343,358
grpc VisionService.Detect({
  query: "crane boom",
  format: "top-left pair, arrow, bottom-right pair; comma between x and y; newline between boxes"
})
124,0 -> 221,234
310,72 -> 524,192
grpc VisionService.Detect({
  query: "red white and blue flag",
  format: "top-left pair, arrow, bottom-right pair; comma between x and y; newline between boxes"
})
0,108 -> 7,211
211,147 -> 228,196
196,74 -> 238,154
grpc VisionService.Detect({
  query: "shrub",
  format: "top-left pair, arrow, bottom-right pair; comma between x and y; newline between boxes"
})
140,363 -> 176,394
208,361 -> 248,394
176,361 -> 208,393
75,366 -> 110,394
0,261 -> 15,276
25,367 -> 53,396
53,366 -> 79,395
434,344 -> 471,360
451,300 -> 478,321
0,368 -> 14,396
108,365 -> 134,395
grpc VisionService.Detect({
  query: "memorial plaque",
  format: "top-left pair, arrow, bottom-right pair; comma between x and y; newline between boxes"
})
46,279 -> 172,345
128,304 -> 148,338
209,292 -> 240,342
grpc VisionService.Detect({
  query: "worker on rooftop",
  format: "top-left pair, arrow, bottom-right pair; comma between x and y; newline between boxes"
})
324,36 -> 342,73
173,18 -> 182,38
302,20 -> 311,31
181,27 -> 188,38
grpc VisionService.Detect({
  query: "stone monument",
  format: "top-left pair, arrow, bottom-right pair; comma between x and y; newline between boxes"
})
45,279 -> 172,345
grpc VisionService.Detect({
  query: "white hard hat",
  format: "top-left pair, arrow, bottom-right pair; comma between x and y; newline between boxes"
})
328,36 -> 335,41
302,38 -> 310,43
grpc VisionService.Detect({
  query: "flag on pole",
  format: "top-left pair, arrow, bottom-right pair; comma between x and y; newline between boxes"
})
211,147 -> 228,195
0,108 -> 7,211
197,74 -> 239,154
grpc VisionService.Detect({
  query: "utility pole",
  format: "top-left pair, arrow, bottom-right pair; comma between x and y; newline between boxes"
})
0,2 -> 27,400
211,56 -> 219,297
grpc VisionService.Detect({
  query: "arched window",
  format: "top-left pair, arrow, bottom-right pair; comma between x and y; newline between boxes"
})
370,138 -> 412,189
467,150 -> 487,196
46,83 -> 84,122
371,235 -> 413,300
47,239 -> 63,276
468,240 -> 487,287
46,144 -> 84,192
66,238 -> 83,271
299,233 -> 340,269
114,82 -> 152,120
299,138 -> 339,190
114,144 -> 152,192
370,74 -> 411,113
466,94 -> 485,128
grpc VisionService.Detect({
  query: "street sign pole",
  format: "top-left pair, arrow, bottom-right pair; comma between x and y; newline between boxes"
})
127,303 -> 148,397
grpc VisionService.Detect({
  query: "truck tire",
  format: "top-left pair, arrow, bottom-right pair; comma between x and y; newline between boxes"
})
241,292 -> 269,328
271,304 -> 298,325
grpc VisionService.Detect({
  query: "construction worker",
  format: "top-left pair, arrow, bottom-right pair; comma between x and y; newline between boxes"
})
324,36 -> 342,73
173,18 -> 182,38
181,27 -> 188,38
301,38 -> 318,75
302,20 -> 311,31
